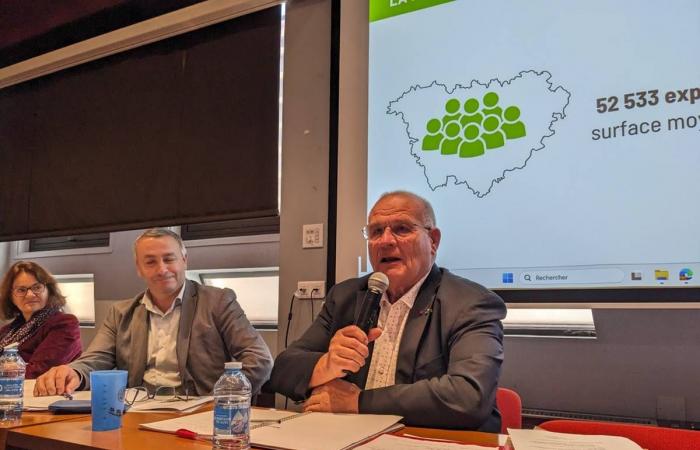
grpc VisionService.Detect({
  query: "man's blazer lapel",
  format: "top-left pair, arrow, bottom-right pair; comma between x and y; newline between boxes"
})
128,299 -> 149,387
177,280 -> 196,381
396,264 -> 441,384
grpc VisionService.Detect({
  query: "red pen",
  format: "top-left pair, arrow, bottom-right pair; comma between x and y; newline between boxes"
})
175,428 -> 211,442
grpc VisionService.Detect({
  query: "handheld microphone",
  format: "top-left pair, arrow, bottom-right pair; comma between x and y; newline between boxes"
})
354,272 -> 389,334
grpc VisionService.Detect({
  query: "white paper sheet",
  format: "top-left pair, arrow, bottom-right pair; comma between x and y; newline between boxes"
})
355,434 -> 497,450
22,379 -> 91,411
248,412 -> 403,450
139,409 -> 299,436
127,395 -> 213,413
508,428 -> 643,450
403,432 -> 508,447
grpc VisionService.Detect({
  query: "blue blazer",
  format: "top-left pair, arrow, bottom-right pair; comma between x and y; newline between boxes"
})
269,265 -> 506,431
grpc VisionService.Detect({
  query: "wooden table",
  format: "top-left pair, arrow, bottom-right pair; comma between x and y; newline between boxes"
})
6,411 -> 211,450
0,411 -> 90,449
399,426 -> 501,447
5,411 -> 503,450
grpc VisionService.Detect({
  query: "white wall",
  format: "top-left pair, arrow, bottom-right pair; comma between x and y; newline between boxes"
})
276,0 -> 332,352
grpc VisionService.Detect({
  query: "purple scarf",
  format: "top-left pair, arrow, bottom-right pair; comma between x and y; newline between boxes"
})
0,307 -> 58,349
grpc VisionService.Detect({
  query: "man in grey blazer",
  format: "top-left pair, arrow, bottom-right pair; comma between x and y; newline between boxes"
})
268,191 -> 506,430
35,228 -> 272,396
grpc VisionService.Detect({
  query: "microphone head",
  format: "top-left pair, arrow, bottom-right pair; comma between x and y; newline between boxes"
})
367,272 -> 389,294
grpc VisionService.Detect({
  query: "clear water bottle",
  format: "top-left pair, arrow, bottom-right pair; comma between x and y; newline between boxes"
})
213,361 -> 251,450
0,343 -> 26,422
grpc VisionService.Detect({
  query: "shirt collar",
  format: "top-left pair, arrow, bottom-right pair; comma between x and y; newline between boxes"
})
380,270 -> 431,309
140,282 -> 186,316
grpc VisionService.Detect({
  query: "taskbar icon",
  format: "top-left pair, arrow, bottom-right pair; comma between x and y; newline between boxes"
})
679,268 -> 694,282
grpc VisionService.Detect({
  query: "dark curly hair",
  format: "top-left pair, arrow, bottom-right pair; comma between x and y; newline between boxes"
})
0,261 -> 67,320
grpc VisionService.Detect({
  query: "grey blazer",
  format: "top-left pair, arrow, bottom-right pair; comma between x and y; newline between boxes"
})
268,265 -> 506,431
71,280 -> 273,395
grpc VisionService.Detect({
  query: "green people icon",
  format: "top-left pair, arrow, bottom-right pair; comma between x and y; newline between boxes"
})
460,98 -> 483,127
459,124 -> 485,158
420,90 -> 526,158
501,106 -> 526,139
440,122 -> 461,155
482,92 -> 502,118
482,115 -> 505,150
421,118 -> 444,151
442,98 -> 461,125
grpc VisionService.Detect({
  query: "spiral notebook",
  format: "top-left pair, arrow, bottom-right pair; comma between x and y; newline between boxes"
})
140,409 -> 403,450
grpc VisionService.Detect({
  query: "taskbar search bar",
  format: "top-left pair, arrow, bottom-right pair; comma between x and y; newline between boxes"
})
519,268 -> 626,285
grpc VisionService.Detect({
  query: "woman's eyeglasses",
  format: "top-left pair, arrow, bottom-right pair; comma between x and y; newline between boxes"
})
124,386 -> 189,406
11,283 -> 46,298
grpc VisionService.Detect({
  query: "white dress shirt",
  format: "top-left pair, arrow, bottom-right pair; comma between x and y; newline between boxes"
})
140,283 -> 186,388
365,271 -> 430,390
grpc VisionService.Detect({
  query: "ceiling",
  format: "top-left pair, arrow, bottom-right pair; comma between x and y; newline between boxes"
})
0,0 -> 205,68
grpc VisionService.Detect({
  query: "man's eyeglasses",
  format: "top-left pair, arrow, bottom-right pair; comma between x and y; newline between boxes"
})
362,221 -> 431,241
124,386 -> 190,406
11,283 -> 46,298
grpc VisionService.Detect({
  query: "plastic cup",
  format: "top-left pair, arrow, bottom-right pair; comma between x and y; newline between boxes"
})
90,370 -> 128,431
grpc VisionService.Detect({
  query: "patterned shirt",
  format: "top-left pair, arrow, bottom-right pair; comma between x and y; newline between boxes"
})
365,271 -> 430,389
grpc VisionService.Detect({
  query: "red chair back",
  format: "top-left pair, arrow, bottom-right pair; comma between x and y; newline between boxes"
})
496,388 -> 522,433
539,419 -> 700,450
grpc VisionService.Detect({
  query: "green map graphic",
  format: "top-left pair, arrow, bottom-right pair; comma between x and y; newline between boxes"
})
387,70 -> 571,198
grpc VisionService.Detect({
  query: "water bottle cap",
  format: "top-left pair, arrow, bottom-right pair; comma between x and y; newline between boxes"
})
224,361 -> 242,370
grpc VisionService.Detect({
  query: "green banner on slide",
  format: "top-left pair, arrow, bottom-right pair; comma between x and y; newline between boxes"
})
369,0 -> 455,22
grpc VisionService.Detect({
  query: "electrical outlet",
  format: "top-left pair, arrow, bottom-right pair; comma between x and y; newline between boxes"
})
296,281 -> 326,299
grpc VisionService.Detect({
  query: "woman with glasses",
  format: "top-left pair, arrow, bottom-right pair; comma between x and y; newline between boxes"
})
0,261 -> 81,378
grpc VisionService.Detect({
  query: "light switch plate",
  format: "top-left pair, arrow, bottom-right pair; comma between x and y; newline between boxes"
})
302,223 -> 324,248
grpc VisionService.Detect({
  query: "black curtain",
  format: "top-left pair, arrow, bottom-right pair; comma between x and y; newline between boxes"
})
0,6 -> 281,241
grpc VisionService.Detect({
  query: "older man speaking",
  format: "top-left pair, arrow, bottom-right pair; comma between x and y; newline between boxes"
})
268,191 -> 506,431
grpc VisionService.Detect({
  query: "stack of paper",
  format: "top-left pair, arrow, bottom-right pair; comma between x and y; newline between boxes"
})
355,434 -> 499,449
249,412 -> 403,450
141,410 -> 403,450
140,408 -> 298,436
23,379 -> 91,411
355,429 -> 644,450
127,394 -> 213,413
508,428 -> 643,450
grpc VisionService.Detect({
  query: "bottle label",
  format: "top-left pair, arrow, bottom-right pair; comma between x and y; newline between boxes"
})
214,400 -> 250,435
0,378 -> 23,396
